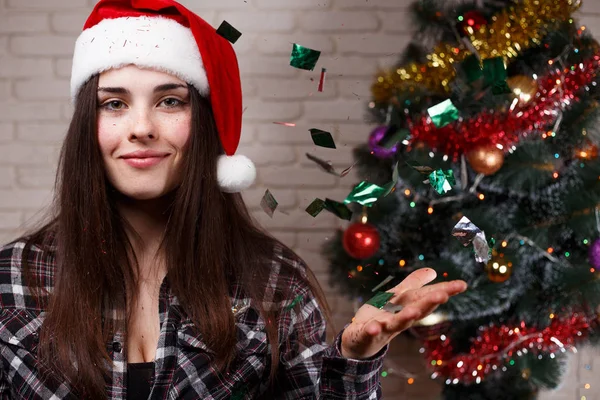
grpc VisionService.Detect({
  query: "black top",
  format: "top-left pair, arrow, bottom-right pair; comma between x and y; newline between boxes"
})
127,362 -> 155,400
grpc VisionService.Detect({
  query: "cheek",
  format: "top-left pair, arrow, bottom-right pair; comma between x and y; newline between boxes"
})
165,115 -> 192,148
97,117 -> 124,156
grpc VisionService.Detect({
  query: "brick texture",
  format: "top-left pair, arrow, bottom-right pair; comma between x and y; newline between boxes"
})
0,1 -> 599,399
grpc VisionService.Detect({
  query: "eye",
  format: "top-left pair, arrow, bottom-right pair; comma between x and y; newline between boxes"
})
160,98 -> 184,108
101,100 -> 126,111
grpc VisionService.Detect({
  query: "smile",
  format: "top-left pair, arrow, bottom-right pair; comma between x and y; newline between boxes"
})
122,155 -> 169,168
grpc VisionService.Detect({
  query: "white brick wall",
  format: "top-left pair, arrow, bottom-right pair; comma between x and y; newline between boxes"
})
0,0 -> 599,398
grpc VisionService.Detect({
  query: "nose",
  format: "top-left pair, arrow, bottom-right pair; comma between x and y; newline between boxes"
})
129,108 -> 157,140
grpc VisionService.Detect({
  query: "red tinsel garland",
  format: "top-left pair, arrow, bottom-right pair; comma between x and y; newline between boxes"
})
422,314 -> 593,385
408,54 -> 600,161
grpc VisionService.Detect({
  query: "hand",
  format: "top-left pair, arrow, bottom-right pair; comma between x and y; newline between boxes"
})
340,268 -> 467,360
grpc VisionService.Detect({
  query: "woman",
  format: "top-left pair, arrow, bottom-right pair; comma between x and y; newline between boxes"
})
0,0 -> 467,398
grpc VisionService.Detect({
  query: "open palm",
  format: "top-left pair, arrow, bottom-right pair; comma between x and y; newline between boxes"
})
341,268 -> 467,360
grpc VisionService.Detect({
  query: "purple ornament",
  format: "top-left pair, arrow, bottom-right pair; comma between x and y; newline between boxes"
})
368,126 -> 399,159
589,238 -> 600,269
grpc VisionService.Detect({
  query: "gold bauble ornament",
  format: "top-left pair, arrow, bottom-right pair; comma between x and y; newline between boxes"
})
486,253 -> 513,283
507,75 -> 538,105
466,145 -> 505,176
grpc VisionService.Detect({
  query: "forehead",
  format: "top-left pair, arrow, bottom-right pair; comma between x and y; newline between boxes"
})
98,65 -> 188,87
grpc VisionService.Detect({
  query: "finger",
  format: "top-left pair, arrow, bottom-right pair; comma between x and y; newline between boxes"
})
390,268 -> 437,295
379,305 -> 423,334
384,292 -> 449,333
394,280 -> 467,305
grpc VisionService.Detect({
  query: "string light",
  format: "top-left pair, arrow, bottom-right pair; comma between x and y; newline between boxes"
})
478,193 -> 485,200
357,265 -> 363,272
553,172 -> 559,179
547,247 -> 554,254
404,189 -> 411,196
501,241 -> 508,247
428,206 -> 434,214
407,378 -> 415,385
399,260 -> 406,267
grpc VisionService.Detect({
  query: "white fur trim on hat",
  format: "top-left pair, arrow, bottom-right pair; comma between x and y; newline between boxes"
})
217,155 -> 256,193
70,16 -> 208,102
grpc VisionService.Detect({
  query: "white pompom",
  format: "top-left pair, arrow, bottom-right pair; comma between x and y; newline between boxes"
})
216,154 -> 256,193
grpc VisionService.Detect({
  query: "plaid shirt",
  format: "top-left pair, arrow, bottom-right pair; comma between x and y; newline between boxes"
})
0,239 -> 388,399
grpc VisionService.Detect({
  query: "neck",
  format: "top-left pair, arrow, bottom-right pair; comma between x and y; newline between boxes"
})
114,191 -> 174,282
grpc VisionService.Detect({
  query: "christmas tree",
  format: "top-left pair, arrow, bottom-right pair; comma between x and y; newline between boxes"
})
322,0 -> 600,398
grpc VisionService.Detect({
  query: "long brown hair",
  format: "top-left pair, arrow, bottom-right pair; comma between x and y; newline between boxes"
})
13,74 -> 333,397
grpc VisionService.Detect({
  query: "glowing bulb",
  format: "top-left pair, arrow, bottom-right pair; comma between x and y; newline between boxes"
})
399,260 -> 406,267
501,241 -> 508,247
428,206 -> 434,214
478,193 -> 485,200
407,378 -> 415,385
404,189 -> 411,196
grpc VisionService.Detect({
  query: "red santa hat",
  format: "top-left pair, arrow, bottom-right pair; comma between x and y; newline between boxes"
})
70,0 -> 256,193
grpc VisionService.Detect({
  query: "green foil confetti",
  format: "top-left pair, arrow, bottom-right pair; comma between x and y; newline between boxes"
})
462,54 -> 484,83
305,198 -> 326,217
427,99 -> 459,128
483,57 -> 511,95
324,198 -> 353,221
366,291 -> 394,309
305,198 -> 353,220
344,181 -> 388,207
285,294 -> 304,311
309,128 -> 336,148
482,57 -> 507,85
290,43 -> 321,71
428,169 -> 456,194
260,189 -> 278,218
381,161 -> 400,196
216,20 -> 242,44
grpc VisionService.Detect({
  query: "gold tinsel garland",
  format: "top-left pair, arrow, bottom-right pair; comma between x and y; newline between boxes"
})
371,0 -> 582,103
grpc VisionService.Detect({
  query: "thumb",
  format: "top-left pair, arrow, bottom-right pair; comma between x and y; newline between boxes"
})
364,319 -> 383,337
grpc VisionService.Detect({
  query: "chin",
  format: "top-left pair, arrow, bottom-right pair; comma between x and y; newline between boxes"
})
113,185 -> 174,201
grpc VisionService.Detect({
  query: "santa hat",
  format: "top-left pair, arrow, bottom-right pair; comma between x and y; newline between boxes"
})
70,0 -> 256,193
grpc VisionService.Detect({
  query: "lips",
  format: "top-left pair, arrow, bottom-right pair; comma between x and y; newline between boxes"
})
120,150 -> 170,159
122,154 -> 169,168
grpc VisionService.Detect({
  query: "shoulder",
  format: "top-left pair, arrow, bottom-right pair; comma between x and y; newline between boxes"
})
0,237 -> 55,311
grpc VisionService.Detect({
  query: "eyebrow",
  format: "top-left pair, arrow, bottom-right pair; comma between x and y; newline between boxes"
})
97,83 -> 188,94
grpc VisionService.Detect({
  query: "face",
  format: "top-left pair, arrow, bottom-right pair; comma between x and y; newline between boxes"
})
97,65 -> 192,201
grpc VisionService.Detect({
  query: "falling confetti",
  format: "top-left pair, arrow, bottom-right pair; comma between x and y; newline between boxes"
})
216,20 -> 242,44
260,189 -> 278,218
318,67 -> 327,92
309,128 -> 336,149
427,99 -> 459,128
305,153 -> 355,177
290,43 -> 321,71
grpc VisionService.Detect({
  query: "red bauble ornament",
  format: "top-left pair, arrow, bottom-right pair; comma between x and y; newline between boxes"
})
459,11 -> 487,35
343,222 -> 380,259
